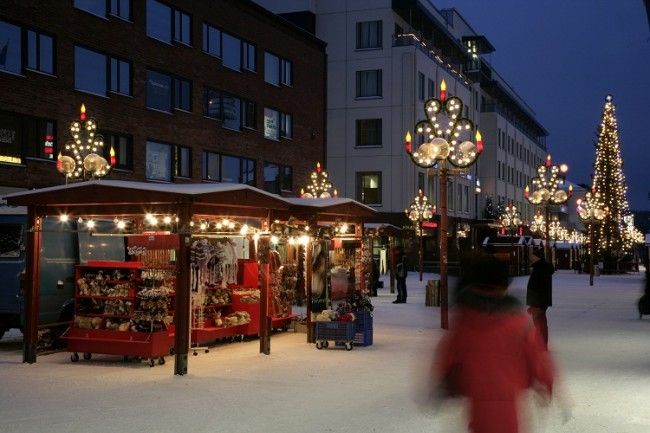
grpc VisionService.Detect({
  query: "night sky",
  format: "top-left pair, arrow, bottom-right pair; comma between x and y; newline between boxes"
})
433,0 -> 650,210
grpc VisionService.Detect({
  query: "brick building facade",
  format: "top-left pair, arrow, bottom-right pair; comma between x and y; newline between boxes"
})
0,0 -> 326,195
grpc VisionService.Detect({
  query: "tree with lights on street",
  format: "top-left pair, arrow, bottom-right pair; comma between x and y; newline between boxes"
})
590,95 -> 631,264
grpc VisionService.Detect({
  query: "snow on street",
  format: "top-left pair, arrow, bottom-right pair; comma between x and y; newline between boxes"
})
0,270 -> 648,433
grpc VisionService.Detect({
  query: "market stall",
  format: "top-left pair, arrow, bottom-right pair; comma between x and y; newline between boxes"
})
4,180 -> 376,374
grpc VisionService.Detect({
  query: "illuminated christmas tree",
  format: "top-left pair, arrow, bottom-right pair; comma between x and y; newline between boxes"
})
591,95 -> 630,258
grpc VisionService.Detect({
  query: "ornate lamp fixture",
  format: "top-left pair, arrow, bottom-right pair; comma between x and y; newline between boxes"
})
404,79 -> 482,329
300,162 -> 337,199
577,188 -> 608,286
57,104 -> 113,181
405,189 -> 435,282
498,202 -> 522,235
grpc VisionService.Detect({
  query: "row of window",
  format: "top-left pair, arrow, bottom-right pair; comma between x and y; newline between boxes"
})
496,161 -> 531,188
497,128 -> 542,167
0,109 -> 294,193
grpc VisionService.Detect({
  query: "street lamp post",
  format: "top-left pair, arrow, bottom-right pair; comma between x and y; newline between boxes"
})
498,201 -> 522,275
405,80 -> 483,329
577,188 -> 607,285
406,189 -> 435,282
524,155 -> 572,259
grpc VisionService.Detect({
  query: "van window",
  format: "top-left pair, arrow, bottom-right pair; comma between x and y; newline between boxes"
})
0,224 -> 23,258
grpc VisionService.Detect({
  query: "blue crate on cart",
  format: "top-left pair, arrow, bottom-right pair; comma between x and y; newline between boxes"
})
335,310 -> 373,347
314,320 -> 355,342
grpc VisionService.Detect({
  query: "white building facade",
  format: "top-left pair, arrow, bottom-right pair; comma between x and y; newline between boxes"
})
255,0 -> 548,225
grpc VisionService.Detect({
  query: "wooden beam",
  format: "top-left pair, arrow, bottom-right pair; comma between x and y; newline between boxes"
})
23,208 -> 42,364
174,203 -> 192,376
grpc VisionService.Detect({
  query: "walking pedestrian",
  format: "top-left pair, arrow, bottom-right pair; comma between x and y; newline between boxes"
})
526,247 -> 555,348
394,254 -> 408,303
431,254 -> 556,433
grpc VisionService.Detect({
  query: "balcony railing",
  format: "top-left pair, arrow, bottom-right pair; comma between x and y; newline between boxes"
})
393,33 -> 470,89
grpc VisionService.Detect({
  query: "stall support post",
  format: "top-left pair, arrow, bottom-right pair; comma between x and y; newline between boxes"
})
389,236 -> 396,293
305,239 -> 313,343
174,205 -> 192,376
258,237 -> 271,355
358,222 -> 366,293
23,208 -> 42,364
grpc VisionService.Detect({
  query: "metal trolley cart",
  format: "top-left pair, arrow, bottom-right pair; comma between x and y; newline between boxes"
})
314,320 -> 354,351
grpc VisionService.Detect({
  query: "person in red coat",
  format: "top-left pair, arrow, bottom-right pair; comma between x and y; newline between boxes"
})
431,254 -> 555,433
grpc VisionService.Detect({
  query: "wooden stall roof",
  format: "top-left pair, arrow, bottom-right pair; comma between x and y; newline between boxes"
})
2,180 -> 290,217
2,181 -> 376,220
279,197 -> 376,221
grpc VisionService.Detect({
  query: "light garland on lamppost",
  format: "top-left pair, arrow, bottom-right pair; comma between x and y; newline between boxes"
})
300,162 -> 337,199
498,201 -> 522,275
530,211 -> 546,237
404,79 -> 483,329
405,189 -> 435,282
57,104 -> 113,181
577,188 -> 608,286
524,154 -> 572,257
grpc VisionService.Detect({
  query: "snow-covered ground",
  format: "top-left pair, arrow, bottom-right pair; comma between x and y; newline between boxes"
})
0,270 -> 648,433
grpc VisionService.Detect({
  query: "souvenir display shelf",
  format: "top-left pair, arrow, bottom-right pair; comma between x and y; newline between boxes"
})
65,261 -> 175,367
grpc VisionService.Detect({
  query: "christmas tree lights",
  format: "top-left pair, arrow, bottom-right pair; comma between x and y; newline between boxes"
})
590,95 -> 631,256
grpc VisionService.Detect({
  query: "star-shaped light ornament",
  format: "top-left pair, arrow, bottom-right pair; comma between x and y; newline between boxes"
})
57,104 -> 113,181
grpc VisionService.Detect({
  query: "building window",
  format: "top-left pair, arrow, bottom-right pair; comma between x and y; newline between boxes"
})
103,132 -> 132,171
418,72 -> 425,101
428,79 -> 435,98
243,41 -> 256,72
221,155 -> 255,185
264,52 -> 279,85
0,21 -> 22,75
222,32 -> 241,71
243,100 -> 256,129
464,185 -> 470,212
173,77 -> 191,111
264,108 -> 279,140
202,151 -> 219,181
110,0 -> 132,21
75,46 -> 131,97
204,88 -> 222,119
281,58 -> 292,86
222,94 -> 241,130
264,162 -> 292,194
74,0 -> 107,18
146,69 -> 172,112
145,140 -> 172,181
174,145 -> 191,178
356,119 -> 382,147
146,0 -> 171,43
264,52 -> 292,86
147,70 -> 190,112
0,111 -> 58,164
356,172 -> 382,205
26,30 -> 54,75
74,46 -> 107,96
202,23 -> 221,57
356,20 -> 382,49
356,70 -> 382,98
280,112 -> 292,138
110,57 -> 131,95
173,9 -> 191,45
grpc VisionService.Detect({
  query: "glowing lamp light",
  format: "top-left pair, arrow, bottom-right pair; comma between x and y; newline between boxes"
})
524,185 -> 530,198
333,189 -> 338,198
59,214 -> 69,222
270,235 -> 279,245
560,163 -> 568,173
109,146 -> 116,166
253,233 -> 260,242
163,216 -> 172,224
475,130 -> 483,153
86,220 -> 95,230
405,131 -> 412,154
440,79 -> 447,102
545,154 -> 552,168
239,224 -> 249,236
80,104 -> 86,121
316,162 -> 321,173
116,220 -> 126,230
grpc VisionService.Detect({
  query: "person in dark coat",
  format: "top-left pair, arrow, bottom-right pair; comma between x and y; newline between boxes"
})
394,254 -> 408,303
526,248 -> 555,348
370,258 -> 379,297
431,254 -> 556,433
